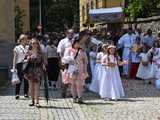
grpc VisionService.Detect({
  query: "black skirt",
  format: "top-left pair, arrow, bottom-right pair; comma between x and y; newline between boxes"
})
47,58 -> 60,81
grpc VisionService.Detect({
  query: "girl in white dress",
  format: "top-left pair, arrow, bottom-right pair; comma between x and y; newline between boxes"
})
89,46 -> 97,77
136,45 -> 151,83
89,44 -> 108,93
147,41 -> 160,82
99,45 -> 127,100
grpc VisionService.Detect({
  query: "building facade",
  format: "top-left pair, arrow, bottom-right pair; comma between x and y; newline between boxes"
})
80,0 -> 125,31
0,0 -> 30,79
15,0 -> 30,32
0,0 -> 15,79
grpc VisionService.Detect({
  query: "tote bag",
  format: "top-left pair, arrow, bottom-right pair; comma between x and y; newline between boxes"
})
11,69 -> 20,85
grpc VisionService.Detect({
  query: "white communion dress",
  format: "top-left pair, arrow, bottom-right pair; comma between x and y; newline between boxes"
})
99,54 -> 125,99
89,52 -> 104,93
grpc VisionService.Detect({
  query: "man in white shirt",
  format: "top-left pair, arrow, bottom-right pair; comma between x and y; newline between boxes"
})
57,29 -> 74,58
57,29 -> 74,98
118,28 -> 136,78
143,29 -> 155,48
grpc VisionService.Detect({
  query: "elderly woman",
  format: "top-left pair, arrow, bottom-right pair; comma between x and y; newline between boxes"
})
62,38 -> 88,103
12,34 -> 29,99
24,38 -> 47,107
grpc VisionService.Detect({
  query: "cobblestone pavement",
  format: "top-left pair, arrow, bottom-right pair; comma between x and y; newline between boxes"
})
0,80 -> 160,120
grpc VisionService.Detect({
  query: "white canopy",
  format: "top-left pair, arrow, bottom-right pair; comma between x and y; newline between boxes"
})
89,7 -> 124,23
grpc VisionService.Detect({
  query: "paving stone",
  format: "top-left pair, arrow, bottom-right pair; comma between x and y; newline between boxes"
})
0,80 -> 160,120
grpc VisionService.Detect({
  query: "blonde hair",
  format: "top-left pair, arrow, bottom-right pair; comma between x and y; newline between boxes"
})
18,34 -> 27,44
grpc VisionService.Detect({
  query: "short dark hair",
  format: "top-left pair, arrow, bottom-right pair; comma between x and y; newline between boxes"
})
128,27 -> 132,31
79,30 -> 90,40
47,39 -> 53,45
147,29 -> 152,33
72,37 -> 80,48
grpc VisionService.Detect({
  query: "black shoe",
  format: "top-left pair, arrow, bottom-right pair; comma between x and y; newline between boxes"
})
29,103 -> 34,106
29,101 -> 35,106
78,97 -> 84,104
148,81 -> 152,84
15,95 -> 19,100
53,84 -> 56,88
61,92 -> 66,98
67,93 -> 72,98
24,94 -> 29,98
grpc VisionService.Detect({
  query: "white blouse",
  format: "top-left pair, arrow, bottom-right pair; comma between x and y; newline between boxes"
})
57,37 -> 72,57
14,45 -> 29,64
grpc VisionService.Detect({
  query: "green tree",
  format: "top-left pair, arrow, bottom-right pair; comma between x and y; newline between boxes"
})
30,0 -> 79,32
124,0 -> 160,19
14,0 -> 25,39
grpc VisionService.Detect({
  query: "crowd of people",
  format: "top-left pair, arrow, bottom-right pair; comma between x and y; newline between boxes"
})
11,27 -> 160,107
89,28 -> 160,100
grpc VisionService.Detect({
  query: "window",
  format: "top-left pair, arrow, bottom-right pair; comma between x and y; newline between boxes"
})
102,0 -> 107,8
91,1 -> 94,9
86,3 -> 89,15
82,6 -> 85,21
95,0 -> 98,8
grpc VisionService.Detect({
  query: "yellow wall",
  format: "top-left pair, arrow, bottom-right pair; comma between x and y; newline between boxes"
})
80,0 -> 124,31
106,0 -> 124,7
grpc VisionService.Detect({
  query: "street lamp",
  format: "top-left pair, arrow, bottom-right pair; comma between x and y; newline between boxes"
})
39,0 -> 42,26
38,0 -> 42,34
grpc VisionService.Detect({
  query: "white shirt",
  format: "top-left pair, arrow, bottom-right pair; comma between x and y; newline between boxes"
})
46,45 -> 58,58
139,53 -> 149,62
14,45 -> 28,64
131,52 -> 140,63
118,33 -> 136,48
89,51 -> 97,59
143,35 -> 155,48
40,44 -> 46,53
96,52 -> 104,61
57,37 -> 73,57
135,32 -> 144,43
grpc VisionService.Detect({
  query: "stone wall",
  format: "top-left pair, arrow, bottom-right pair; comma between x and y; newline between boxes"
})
124,16 -> 160,35
0,0 -> 15,79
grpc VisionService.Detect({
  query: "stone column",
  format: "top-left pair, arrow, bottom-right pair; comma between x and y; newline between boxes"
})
16,0 -> 30,32
0,0 -> 15,41
0,0 -> 15,79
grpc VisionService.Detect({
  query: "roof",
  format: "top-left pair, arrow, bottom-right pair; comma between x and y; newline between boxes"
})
89,7 -> 124,23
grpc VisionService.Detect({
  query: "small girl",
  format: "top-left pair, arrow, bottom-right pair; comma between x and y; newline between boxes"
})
89,44 -> 108,93
136,45 -> 151,83
147,41 -> 160,82
89,45 -> 97,77
99,45 -> 127,100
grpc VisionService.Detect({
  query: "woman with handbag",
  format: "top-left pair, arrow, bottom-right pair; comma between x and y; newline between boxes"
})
136,45 -> 152,84
24,38 -> 47,107
62,38 -> 88,103
12,34 -> 29,99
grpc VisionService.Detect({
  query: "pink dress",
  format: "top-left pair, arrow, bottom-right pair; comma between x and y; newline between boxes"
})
62,47 -> 88,85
